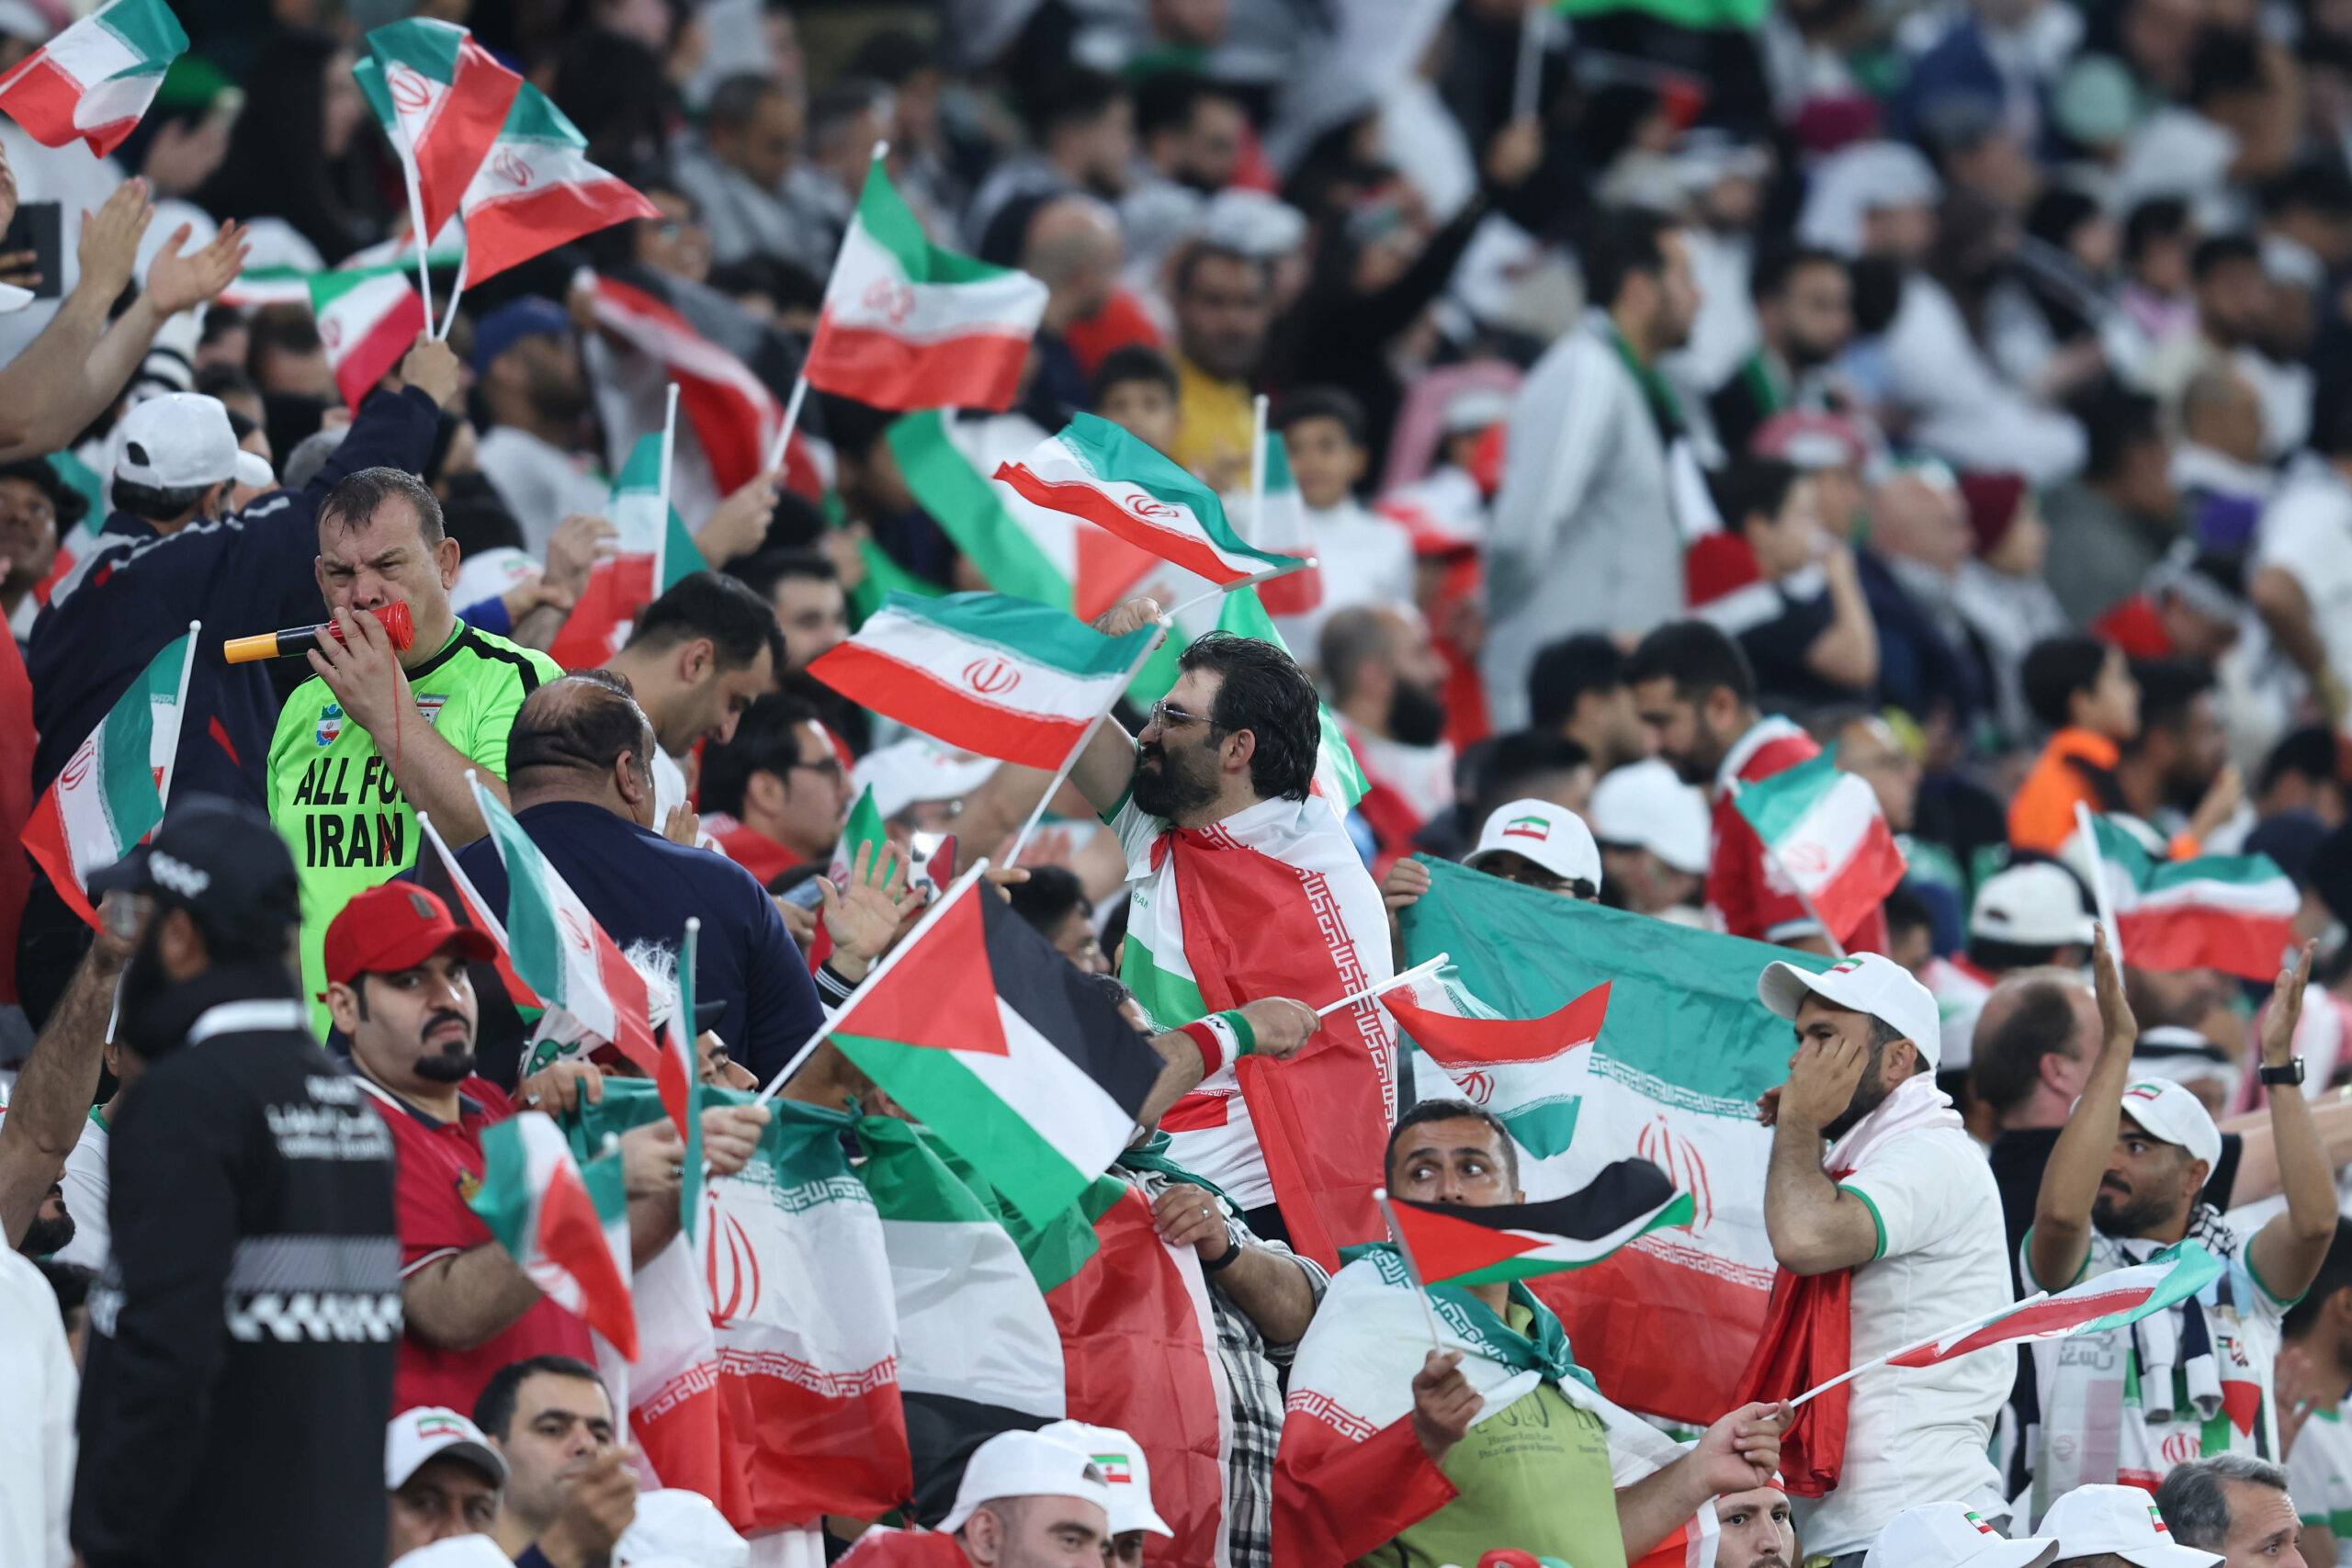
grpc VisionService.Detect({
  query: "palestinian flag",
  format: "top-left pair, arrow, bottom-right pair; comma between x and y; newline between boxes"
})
0,0 -> 186,158
1730,750 -> 1906,947
808,159 -> 1048,412
22,629 -> 190,927
809,591 -> 1160,772
2069,815 -> 2298,981
1886,1242 -> 2222,1369
1384,972 -> 1610,1156
1249,432 -> 1321,616
457,83 -> 658,285
889,410 -> 1164,620
472,777 -> 662,1077
590,276 -> 783,494
310,266 -> 427,411
995,414 -> 1305,587
469,1111 -> 637,1359
831,870 -> 1163,1224
362,19 -> 523,243
1398,856 -> 1832,1426
1388,1161 -> 1695,1287
548,431 -> 705,668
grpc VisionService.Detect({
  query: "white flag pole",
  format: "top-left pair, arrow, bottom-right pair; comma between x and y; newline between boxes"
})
1162,558 -> 1318,625
752,859 -> 992,1106
1375,1188 -> 1450,1353
436,250 -> 469,342
416,809 -> 518,950
1005,618 -> 1171,867
1789,1292 -> 2047,1407
1512,5 -> 1545,122
156,620 -> 200,807
762,139 -> 890,474
653,382 -> 679,581
393,144 -> 435,318
2075,801 -> 2125,966
1247,391 -> 1269,540
1319,952 -> 1449,1018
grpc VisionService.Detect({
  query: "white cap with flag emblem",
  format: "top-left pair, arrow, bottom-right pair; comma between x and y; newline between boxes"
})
1037,1419 -> 1173,1538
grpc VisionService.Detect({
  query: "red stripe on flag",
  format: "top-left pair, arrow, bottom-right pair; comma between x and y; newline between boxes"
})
1528,1237 -> 1770,1427
1385,982 -> 1611,1067
0,57 -> 137,154
332,288 -> 429,411
592,278 -> 780,493
1809,820 -> 1909,949
1886,1283 -> 2158,1367
995,463 -> 1254,586
414,41 -> 523,237
805,312 -> 1032,412
548,555 -> 657,670
833,885 -> 1004,1052
542,1160 -> 637,1359
806,639 -> 1091,771
592,926 -> 662,1077
1388,1201 -> 1548,1285
465,177 -> 660,284
20,785 -> 98,929
714,1348 -> 910,1527
2117,905 -> 2298,983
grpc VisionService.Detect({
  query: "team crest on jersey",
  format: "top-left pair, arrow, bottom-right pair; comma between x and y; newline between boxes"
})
415,694 -> 447,728
316,703 -> 343,745
454,1167 -> 481,1203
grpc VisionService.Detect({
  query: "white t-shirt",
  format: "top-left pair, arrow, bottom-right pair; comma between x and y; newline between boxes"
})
2256,463 -> 2352,721
1274,500 -> 1415,661
1794,1125 -> 2015,1557
51,1109 -> 109,1272
476,425 -> 614,560
2290,1401 -> 2352,1561
0,1246 -> 76,1568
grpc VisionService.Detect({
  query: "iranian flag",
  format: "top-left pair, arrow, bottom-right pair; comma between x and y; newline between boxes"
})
807,158 -> 1047,412
1885,1242 -> 2221,1369
473,777 -> 662,1077
830,869 -> 1164,1224
311,266 -> 427,411
808,591 -> 1160,772
0,0 -> 185,157
1385,974 -> 1611,1156
457,84 -> 658,284
888,410 -> 1165,620
469,1111 -> 638,1359
995,414 -> 1306,588
1248,433 -> 1321,617
2070,815 -> 2299,981
548,431 -> 705,668
1386,1160 -> 1695,1287
1730,750 -> 1906,948
362,19 -> 523,243
22,628 -> 191,926
591,276 -> 783,494
1398,856 -> 1832,1426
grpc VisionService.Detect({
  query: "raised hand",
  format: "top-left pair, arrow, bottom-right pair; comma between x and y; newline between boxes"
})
2260,939 -> 2320,1069
76,178 -> 153,301
1410,1349 -> 1481,1462
393,333 -> 461,408
2089,922 -> 2138,1063
144,219 -> 248,314
818,840 -> 913,966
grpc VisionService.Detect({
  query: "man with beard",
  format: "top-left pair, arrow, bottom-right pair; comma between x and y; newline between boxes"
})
600,572 -> 783,841
1323,604 -> 1453,870
1628,620 -> 1890,953
1484,208 -> 1703,729
1709,245 -> 1856,458
1752,949 -> 2014,1562
2115,659 -> 2246,857
471,298 -> 608,558
2025,930 -> 2336,1522
1167,244 -> 1274,491
328,877 -> 771,1416
72,795 -> 401,1568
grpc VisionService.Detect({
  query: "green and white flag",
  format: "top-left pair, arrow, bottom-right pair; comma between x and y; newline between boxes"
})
0,0 -> 185,158
469,1111 -> 637,1358
310,266 -> 427,411
361,19 -> 522,240
22,628 -> 192,925
2066,813 -> 2300,981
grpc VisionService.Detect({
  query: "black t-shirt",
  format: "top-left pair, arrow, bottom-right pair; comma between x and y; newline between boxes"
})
1697,567 -> 1855,711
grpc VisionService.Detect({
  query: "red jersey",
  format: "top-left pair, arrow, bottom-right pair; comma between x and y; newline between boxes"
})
710,818 -> 802,887
1708,716 -> 1891,953
361,1073 -> 593,1415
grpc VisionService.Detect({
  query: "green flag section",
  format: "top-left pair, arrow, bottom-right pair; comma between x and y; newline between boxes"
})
1554,0 -> 1770,28
995,413 -> 1305,587
363,19 -> 523,239
22,630 -> 191,926
309,266 -> 426,411
1250,432 -> 1322,616
808,591 -> 1161,771
831,874 -> 1163,1224
2067,814 -> 2299,981
469,1111 -> 637,1358
548,432 -> 704,667
807,159 -> 1048,412
0,0 -> 186,157
1388,1160 -> 1694,1288
1885,1242 -> 2222,1370
1397,855 -> 1829,1425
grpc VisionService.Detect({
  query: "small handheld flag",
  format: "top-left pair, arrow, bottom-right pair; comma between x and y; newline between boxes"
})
1385,1160 -> 1695,1288
469,1111 -> 638,1359
0,0 -> 187,157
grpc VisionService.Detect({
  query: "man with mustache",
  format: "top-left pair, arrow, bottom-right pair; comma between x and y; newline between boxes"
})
328,880 -> 767,1417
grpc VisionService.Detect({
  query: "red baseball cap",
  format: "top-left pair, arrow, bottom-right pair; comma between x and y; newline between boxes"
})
324,884 -> 497,987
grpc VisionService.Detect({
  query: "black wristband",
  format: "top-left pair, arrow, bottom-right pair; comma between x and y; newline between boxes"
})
1201,1232 -> 1244,1272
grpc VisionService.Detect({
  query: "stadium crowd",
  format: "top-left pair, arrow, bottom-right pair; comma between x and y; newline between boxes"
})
18,0 -> 2352,1564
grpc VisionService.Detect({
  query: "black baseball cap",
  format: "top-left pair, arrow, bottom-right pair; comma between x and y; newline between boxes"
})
88,794 -> 300,928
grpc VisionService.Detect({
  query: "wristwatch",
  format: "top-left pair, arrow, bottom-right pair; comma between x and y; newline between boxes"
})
2259,1056 -> 2307,1088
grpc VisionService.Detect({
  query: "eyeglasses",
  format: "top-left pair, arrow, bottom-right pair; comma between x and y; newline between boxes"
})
1147,699 -> 1225,733
789,755 -> 844,784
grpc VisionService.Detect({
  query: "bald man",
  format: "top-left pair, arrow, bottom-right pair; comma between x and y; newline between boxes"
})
1022,196 -> 1123,415
1321,604 -> 1456,837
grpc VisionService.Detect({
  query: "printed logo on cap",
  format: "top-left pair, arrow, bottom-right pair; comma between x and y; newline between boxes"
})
414,1414 -> 469,1440
407,891 -> 437,922
1963,1511 -> 1995,1536
1501,815 -> 1550,841
2149,1505 -> 2170,1535
151,852 -> 210,898
1826,958 -> 1865,976
1091,1451 -> 1133,1483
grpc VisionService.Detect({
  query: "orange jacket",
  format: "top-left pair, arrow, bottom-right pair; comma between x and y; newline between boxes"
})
2008,728 -> 2123,853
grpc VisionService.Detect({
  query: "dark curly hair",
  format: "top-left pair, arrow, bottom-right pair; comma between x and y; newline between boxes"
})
1180,631 -> 1319,802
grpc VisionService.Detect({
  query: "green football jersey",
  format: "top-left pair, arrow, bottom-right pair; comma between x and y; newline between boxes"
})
267,620 -> 560,1036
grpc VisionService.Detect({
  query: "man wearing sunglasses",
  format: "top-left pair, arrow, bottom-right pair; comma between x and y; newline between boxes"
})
1064,604 -> 1392,1264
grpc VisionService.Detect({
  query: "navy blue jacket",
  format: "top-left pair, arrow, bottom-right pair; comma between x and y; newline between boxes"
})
28,386 -> 441,807
455,799 -> 824,1084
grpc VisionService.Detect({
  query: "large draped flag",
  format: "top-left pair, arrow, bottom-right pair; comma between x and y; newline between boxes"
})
469,1111 -> 637,1358
808,591 -> 1160,772
995,414 -> 1305,588
456,84 -> 659,283
361,20 -> 523,242
807,159 -> 1048,412
22,628 -> 191,926
2067,813 -> 2299,980
1397,855 -> 1830,1426
548,431 -> 705,667
590,276 -> 784,494
1729,751 -> 1906,947
0,0 -> 185,157
310,266 -> 427,411
1388,1159 -> 1695,1287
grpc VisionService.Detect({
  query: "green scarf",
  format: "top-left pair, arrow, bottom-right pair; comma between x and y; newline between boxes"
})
1346,1242 -> 1598,1392
1737,348 -> 1789,420
1608,321 -> 1686,443
1116,1130 -> 1237,1210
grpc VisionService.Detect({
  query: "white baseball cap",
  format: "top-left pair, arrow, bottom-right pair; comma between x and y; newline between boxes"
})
2040,1483 -> 2222,1567
2132,1028 -> 2235,1094
389,1538 -> 516,1568
1037,1420 -> 1172,1538
385,1406 -> 507,1491
114,392 -> 275,491
1971,863 -> 2096,949
2119,1078 -> 2223,1171
1588,760 -> 1711,876
940,1430 -> 1115,1535
1465,798 -> 1602,890
615,1489 -> 749,1568
1861,1502 -> 2055,1568
1758,952 -> 1946,1071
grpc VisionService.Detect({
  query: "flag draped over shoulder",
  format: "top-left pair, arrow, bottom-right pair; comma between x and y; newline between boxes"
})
548,432 -> 704,667
0,0 -> 185,157
2067,814 -> 2299,980
22,630 -> 190,926
1398,856 -> 1828,1425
